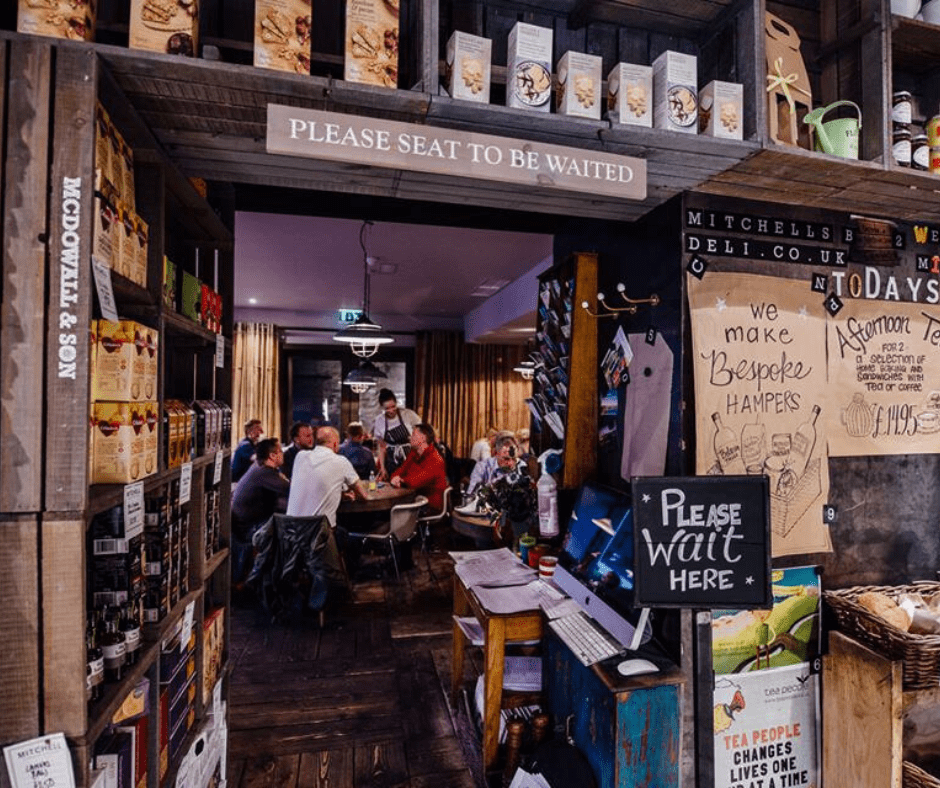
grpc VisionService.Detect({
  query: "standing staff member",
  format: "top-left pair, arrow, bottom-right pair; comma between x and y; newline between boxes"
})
371,388 -> 421,479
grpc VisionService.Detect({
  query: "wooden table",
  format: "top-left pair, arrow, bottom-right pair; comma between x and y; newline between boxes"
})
451,573 -> 543,773
337,484 -> 416,514
450,510 -> 498,549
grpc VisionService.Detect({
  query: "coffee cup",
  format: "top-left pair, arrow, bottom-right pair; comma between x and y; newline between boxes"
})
538,555 -> 558,579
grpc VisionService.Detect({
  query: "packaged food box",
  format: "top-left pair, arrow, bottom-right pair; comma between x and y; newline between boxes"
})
608,62 -> 653,127
118,203 -> 138,283
507,21 -> 553,112
92,320 -> 155,402
446,30 -> 491,103
91,401 -> 141,484
202,607 -> 225,704
142,402 -> 160,477
180,270 -> 202,324
121,140 -> 136,211
344,0 -> 399,88
93,175 -> 120,270
162,256 -> 177,312
108,122 -> 127,203
18,0 -> 95,40
653,50 -> 698,134
95,104 -> 112,179
699,79 -> 743,140
200,282 -> 218,333
134,215 -> 149,288
556,51 -> 602,119
129,0 -> 199,57
254,0 -> 312,74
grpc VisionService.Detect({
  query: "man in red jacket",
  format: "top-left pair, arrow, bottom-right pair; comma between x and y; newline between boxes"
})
390,423 -> 448,513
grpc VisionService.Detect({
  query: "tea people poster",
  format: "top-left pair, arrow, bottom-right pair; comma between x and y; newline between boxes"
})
687,272 -> 832,556
826,296 -> 940,456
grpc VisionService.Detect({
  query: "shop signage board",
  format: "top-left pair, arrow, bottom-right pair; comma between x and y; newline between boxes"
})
266,104 -> 647,201
631,475 -> 772,609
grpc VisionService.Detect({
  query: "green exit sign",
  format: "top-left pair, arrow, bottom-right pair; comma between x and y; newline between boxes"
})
338,309 -> 362,324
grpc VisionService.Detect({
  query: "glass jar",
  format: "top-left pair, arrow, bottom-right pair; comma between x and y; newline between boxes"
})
928,107 -> 940,147
913,133 -> 930,170
893,127 -> 912,166
931,147 -> 940,176
892,90 -> 913,127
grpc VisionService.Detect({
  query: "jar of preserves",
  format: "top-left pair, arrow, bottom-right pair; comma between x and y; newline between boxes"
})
893,127 -> 912,166
927,107 -> 940,147
893,90 -> 913,127
913,132 -> 930,170
930,147 -> 940,176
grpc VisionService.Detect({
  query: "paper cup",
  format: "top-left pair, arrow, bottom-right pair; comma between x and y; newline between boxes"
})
538,555 -> 558,578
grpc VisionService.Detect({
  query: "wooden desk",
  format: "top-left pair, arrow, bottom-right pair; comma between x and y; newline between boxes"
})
337,484 -> 416,514
451,573 -> 543,772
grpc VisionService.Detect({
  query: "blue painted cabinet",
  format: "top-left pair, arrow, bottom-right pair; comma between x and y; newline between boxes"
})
544,631 -> 681,788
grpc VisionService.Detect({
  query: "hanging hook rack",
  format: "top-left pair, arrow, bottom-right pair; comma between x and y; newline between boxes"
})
580,284 -> 660,319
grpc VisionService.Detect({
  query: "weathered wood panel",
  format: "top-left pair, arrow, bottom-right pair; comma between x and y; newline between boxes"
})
0,516 -> 40,744
1,41 -> 52,513
42,518 -> 87,737
564,252 -> 598,489
44,46 -> 96,514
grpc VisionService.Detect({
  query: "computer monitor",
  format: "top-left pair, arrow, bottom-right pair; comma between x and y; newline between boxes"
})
556,483 -> 651,650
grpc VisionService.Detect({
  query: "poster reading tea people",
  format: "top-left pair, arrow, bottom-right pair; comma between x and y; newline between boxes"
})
826,296 -> 940,456
687,272 -> 832,557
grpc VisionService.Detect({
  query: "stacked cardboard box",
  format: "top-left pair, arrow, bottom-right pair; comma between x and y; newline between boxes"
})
202,607 -> 225,704
17,0 -> 95,40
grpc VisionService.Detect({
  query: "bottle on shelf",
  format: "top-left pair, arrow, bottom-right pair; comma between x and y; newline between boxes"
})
86,615 -> 104,704
120,601 -> 141,666
790,404 -> 821,477
99,606 -> 127,683
711,412 -> 746,474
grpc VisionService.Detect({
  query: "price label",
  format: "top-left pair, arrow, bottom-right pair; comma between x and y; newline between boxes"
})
91,255 -> 119,323
215,334 -> 224,368
213,450 -> 223,485
179,462 -> 193,505
3,733 -> 76,788
123,481 -> 145,539
180,600 -> 195,655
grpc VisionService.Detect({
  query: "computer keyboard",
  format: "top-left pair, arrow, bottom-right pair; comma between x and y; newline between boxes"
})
548,610 -> 623,666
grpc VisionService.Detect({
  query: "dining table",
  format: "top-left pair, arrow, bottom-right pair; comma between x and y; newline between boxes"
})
337,483 -> 417,514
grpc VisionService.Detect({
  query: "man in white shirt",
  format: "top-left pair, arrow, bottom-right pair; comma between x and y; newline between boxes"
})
469,428 -> 497,464
287,426 -> 367,528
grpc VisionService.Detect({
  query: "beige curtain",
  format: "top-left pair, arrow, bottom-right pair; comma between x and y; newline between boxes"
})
232,323 -> 281,449
415,331 -> 530,458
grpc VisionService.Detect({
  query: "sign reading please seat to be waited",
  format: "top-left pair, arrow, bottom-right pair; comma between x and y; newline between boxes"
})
266,104 -> 647,201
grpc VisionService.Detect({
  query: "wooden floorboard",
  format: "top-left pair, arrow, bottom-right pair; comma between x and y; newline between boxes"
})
227,538 -> 489,788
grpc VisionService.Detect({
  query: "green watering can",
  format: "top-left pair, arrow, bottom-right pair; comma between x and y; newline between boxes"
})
804,100 -> 861,158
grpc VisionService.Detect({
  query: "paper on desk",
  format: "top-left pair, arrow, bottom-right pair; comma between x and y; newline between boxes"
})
452,550 -> 536,589
473,583 -> 541,614
508,769 -> 552,788
449,547 -> 515,564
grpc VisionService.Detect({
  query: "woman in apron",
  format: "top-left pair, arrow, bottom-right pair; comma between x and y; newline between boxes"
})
372,388 -> 421,478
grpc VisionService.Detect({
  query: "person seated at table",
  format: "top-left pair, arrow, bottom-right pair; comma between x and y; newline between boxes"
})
282,420 -> 313,479
515,427 -> 531,459
469,428 -> 497,464
231,418 -> 263,483
466,433 -> 520,496
231,438 -> 289,595
390,423 -> 448,513
372,388 -> 421,479
338,421 -> 377,480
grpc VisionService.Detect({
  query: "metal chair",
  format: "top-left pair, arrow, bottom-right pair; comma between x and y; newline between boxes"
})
348,496 -> 428,581
417,486 -> 453,551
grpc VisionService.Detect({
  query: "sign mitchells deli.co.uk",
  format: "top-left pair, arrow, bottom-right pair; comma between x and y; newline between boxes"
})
266,104 -> 647,201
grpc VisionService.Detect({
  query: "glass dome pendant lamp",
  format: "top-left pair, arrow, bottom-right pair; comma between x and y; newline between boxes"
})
333,221 -> 395,358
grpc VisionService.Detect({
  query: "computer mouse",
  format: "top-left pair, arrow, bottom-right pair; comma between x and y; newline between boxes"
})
616,658 -> 659,677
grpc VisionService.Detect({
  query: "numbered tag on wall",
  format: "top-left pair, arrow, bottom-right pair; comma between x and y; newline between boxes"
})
213,450 -> 223,485
215,334 -> 225,368
179,461 -> 193,505
91,255 -> 119,322
123,480 -> 145,539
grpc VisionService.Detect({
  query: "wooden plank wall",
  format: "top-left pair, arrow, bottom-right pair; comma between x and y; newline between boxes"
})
44,46 -> 96,514
0,40 -> 51,513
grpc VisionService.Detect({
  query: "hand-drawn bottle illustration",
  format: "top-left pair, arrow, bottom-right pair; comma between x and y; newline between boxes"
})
840,392 -> 873,437
741,421 -> 767,474
712,412 -> 746,474
790,404 -> 820,477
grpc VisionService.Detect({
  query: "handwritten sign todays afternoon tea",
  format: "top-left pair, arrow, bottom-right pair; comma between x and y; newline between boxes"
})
266,104 -> 647,200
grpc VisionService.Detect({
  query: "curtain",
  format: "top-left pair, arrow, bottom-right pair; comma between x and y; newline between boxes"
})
232,323 -> 282,449
414,331 -> 529,458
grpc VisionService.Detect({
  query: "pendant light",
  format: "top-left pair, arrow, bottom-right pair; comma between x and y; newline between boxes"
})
333,221 -> 395,358
342,358 -> 388,394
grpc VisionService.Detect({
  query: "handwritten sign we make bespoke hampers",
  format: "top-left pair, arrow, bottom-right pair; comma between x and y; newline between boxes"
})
632,475 -> 772,609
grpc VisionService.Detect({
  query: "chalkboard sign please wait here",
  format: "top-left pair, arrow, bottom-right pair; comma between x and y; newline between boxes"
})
631,476 -> 772,609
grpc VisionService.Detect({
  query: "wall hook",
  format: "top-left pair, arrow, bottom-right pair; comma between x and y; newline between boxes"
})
598,291 -> 638,314
616,283 -> 660,308
580,298 -> 617,319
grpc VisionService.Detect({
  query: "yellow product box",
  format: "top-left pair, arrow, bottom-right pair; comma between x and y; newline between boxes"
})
254,0 -> 312,74
607,62 -> 653,127
93,176 -> 120,270
699,79 -> 743,140
92,320 -> 154,402
653,49 -> 698,134
163,400 -> 182,469
177,401 -> 195,462
507,21 -> 553,112
17,0 -> 95,40
445,30 -> 491,103
92,401 -> 142,484
556,51 -> 602,120
95,104 -> 112,178
202,607 -> 225,705
131,402 -> 158,478
121,140 -> 136,210
117,203 -> 138,283
129,0 -> 199,57
344,0 -> 399,88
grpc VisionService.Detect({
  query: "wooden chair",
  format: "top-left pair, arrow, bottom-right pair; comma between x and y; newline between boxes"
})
417,486 -> 452,551
348,496 -> 428,580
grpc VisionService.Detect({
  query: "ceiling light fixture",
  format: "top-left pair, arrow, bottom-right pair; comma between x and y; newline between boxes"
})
333,221 -> 395,358
342,359 -> 389,394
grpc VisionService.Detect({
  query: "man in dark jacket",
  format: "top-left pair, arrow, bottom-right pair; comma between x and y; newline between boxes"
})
282,421 -> 313,479
231,418 -> 263,483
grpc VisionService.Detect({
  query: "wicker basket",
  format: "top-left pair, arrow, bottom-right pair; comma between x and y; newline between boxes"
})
824,582 -> 940,690
904,761 -> 940,788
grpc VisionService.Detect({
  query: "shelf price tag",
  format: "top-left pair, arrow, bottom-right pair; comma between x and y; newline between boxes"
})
123,480 -> 145,539
215,334 -> 224,368
213,450 -> 224,485
180,600 -> 195,655
91,255 -> 119,323
179,462 -> 193,505
3,733 -> 76,788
